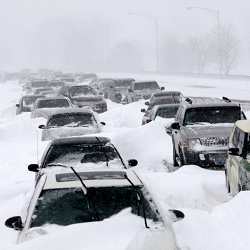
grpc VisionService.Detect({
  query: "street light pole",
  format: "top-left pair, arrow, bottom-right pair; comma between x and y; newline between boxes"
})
129,13 -> 160,72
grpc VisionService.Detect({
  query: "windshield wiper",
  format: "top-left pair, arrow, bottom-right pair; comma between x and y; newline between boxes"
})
47,163 -> 88,194
123,173 -> 149,229
95,137 -> 109,167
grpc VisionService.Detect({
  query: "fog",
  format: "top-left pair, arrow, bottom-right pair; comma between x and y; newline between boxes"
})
1,0 -> 250,74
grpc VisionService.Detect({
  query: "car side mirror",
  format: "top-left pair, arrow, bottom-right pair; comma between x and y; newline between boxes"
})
128,159 -> 138,167
100,122 -> 106,126
161,87 -> 165,91
168,209 -> 185,222
171,122 -> 180,130
5,216 -> 23,230
28,164 -> 39,172
228,148 -> 239,156
141,108 -> 146,113
145,101 -> 150,106
38,125 -> 46,129
16,104 -> 20,108
128,88 -> 133,93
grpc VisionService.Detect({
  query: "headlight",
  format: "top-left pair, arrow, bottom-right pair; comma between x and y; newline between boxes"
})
188,138 -> 201,150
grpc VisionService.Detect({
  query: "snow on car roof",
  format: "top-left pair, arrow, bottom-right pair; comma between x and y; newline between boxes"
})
235,120 -> 250,133
43,168 -> 143,190
153,91 -> 182,97
46,107 -> 93,118
50,136 -> 111,146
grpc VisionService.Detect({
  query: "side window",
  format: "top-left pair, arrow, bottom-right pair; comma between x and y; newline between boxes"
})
232,128 -> 245,155
232,127 -> 240,148
175,106 -> 183,122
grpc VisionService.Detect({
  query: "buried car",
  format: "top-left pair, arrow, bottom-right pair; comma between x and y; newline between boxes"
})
5,167 -> 183,249
16,95 -> 45,115
171,97 -> 246,168
28,136 -> 138,176
225,120 -> 250,195
31,97 -> 73,118
39,108 -> 104,141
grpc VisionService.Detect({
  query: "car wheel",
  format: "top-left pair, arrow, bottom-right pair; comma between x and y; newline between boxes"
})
173,146 -> 178,167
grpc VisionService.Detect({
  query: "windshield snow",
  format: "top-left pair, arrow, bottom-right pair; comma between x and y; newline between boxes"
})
30,186 -> 160,227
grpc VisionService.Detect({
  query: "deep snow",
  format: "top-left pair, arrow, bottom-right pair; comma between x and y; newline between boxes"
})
1,75 -> 250,250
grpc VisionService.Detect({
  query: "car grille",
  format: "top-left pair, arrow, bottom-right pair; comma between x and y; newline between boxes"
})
200,137 -> 229,147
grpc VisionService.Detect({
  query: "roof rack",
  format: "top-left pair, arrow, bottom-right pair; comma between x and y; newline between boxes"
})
222,96 -> 231,103
185,97 -> 192,104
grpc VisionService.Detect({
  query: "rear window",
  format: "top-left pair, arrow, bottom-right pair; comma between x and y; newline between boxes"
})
134,82 -> 159,90
156,106 -> 179,119
47,113 -> 95,127
23,96 -> 42,106
184,106 -> 241,125
37,99 -> 70,108
69,86 -> 97,98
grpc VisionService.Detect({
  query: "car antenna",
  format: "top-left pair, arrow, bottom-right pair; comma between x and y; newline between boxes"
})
47,163 -> 87,194
123,173 -> 149,229
95,137 -> 109,167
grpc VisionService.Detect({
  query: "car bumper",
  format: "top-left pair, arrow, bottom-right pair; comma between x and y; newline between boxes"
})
183,149 -> 227,169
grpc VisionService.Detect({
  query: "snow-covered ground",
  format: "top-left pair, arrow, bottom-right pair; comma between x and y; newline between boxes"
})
1,75 -> 250,250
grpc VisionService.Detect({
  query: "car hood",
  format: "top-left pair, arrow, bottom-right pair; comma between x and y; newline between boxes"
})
183,124 -> 233,139
17,210 -> 176,250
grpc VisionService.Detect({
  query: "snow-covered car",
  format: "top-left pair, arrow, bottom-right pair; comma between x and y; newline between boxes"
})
225,120 -> 250,195
28,136 -> 138,175
59,84 -> 97,99
33,87 -> 55,96
141,95 -> 181,125
39,108 -> 104,141
16,95 -> 45,115
171,97 -> 245,168
125,81 -> 164,103
141,104 -> 180,125
31,97 -> 73,118
24,79 -> 50,94
5,167 -> 183,248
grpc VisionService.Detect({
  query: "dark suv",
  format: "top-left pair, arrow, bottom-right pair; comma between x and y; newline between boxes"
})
171,97 -> 245,168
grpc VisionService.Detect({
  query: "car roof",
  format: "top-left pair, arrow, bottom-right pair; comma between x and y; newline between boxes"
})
47,107 -> 94,118
21,95 -> 45,99
183,97 -> 240,108
36,96 -> 69,102
153,91 -> 181,98
50,136 -> 111,146
235,120 -> 250,133
43,168 -> 143,190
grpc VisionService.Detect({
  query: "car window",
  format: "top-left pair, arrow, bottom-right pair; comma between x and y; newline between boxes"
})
23,96 -> 40,107
134,82 -> 159,90
44,143 -> 121,167
69,86 -> 96,98
184,106 -> 241,125
156,106 -> 179,119
37,99 -> 70,108
30,186 -> 161,228
47,113 -> 95,127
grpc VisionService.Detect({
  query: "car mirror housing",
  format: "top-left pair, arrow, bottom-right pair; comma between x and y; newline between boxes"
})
168,209 -> 185,222
228,147 -> 239,156
16,104 -> 20,108
141,108 -> 146,113
100,122 -> 106,126
28,164 -> 39,172
38,125 -> 46,129
171,122 -> 180,130
145,101 -> 150,106
160,87 -> 165,91
5,216 -> 23,230
128,159 -> 138,167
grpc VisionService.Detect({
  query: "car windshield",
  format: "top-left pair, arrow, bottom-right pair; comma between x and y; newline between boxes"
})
44,143 -> 122,167
23,96 -> 41,107
184,106 -> 241,125
31,81 -> 49,88
115,80 -> 133,88
30,186 -> 161,227
47,113 -> 95,127
69,86 -> 96,98
134,82 -> 159,90
37,99 -> 70,108
156,106 -> 179,119
49,81 -> 64,87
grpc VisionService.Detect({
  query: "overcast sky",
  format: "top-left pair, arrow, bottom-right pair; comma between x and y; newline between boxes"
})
0,0 -> 250,73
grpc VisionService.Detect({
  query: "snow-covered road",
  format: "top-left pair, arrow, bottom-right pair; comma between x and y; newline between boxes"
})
1,75 -> 250,250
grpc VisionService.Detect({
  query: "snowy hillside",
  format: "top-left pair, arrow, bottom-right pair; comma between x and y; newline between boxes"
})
1,75 -> 250,250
